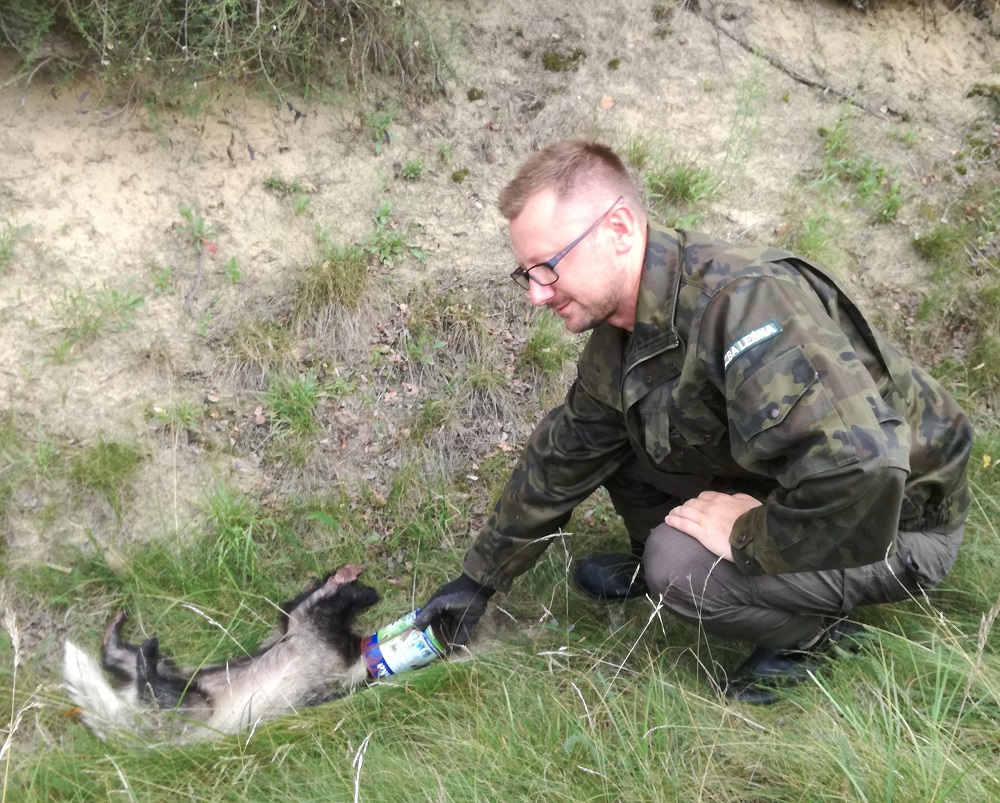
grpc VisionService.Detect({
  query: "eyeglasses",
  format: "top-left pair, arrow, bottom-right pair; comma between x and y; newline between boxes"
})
509,196 -> 624,290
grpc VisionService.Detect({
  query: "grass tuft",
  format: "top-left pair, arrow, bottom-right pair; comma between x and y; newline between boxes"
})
295,240 -> 369,319
68,437 -> 145,521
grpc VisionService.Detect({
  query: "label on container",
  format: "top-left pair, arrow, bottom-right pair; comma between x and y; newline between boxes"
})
362,610 -> 445,678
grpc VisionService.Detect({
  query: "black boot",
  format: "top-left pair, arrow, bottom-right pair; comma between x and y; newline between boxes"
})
722,619 -> 866,705
573,553 -> 649,601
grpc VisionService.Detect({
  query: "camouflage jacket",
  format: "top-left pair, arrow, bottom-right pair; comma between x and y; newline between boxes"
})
463,225 -> 972,590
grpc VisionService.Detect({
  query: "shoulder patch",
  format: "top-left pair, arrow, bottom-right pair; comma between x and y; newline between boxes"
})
723,320 -> 783,370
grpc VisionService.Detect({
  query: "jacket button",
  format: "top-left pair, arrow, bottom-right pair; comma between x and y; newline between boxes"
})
768,406 -> 780,419
734,531 -> 749,546
645,376 -> 653,386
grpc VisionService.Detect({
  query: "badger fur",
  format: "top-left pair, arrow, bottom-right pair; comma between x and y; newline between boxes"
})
63,564 -> 379,743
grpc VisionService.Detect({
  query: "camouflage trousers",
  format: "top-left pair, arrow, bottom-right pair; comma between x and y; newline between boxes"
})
603,457 -> 965,649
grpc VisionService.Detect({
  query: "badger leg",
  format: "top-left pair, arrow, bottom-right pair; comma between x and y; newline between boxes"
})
101,610 -> 141,683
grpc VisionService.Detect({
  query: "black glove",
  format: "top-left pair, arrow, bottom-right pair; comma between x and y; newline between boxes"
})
414,573 -> 495,651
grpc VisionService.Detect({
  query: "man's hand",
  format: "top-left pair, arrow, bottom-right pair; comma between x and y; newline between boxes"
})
664,491 -> 762,562
414,574 -> 495,651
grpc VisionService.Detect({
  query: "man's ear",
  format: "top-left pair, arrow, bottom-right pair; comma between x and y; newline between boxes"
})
607,202 -> 640,254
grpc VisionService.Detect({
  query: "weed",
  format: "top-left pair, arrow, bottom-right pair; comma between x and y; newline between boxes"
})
263,372 -> 323,437
223,256 -> 241,284
608,57 -> 621,70
402,156 -> 425,181
722,60 -> 767,177
362,104 -> 397,154
293,194 -> 311,215
199,484 -> 273,585
223,316 -> 297,388
520,311 -> 575,375
542,47 -> 587,72
644,159 -> 717,227
150,264 -> 173,293
50,283 -> 145,357
146,401 -> 202,442
623,135 -> 653,171
362,201 -> 426,264
0,224 -> 26,272
295,240 -> 369,317
177,204 -> 217,251
451,167 -> 470,184
467,87 -> 485,101
438,140 -> 454,163
263,176 -> 305,196
69,437 -> 145,521
777,210 -> 839,265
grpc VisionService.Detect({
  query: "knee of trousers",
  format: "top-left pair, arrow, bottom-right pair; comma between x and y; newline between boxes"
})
641,523 -> 726,620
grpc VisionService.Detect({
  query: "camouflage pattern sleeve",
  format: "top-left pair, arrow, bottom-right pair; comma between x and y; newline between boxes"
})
461,379 -> 634,591
696,266 -> 914,575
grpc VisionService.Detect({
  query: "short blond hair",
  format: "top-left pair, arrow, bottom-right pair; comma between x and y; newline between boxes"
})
498,140 -> 642,221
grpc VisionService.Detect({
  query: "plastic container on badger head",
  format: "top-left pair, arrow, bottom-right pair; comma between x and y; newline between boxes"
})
362,610 -> 446,678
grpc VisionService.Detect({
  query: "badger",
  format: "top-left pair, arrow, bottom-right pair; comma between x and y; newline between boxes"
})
62,563 -> 379,743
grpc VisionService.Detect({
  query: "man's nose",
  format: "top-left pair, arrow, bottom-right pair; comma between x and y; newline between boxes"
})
527,279 -> 555,306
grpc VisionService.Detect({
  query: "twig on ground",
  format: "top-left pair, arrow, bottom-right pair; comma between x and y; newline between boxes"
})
183,249 -> 205,316
694,6 -> 907,120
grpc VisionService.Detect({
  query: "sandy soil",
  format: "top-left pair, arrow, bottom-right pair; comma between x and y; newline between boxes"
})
1,0 -> 997,570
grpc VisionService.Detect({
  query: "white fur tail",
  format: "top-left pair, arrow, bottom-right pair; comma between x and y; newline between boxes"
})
62,640 -> 142,742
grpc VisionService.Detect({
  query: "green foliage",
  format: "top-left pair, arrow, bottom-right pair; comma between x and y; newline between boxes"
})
644,159 -> 718,228
520,311 -> 575,375
451,167 -> 470,183
263,372 -> 323,437
199,484 -> 274,586
542,47 -> 587,72
402,156 -> 425,181
3,1 -> 440,100
777,210 -> 840,266
50,283 -> 146,359
362,201 -> 426,264
466,87 -> 485,101
0,223 -> 27,272
362,104 -> 398,154
223,316 -> 297,388
263,176 -> 305,196
295,237 -> 369,317
177,203 -> 216,251
223,256 -> 241,284
149,264 -> 173,293
69,437 -> 145,520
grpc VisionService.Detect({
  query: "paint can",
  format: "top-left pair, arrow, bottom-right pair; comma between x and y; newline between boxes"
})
362,610 -> 446,678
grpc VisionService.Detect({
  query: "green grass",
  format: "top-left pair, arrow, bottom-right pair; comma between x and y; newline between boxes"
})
222,316 -> 297,389
643,158 -> 718,228
263,372 -> 323,437
0,223 -> 25,272
68,437 -> 145,521
50,283 -> 146,359
362,201 -> 427,264
294,240 -> 369,318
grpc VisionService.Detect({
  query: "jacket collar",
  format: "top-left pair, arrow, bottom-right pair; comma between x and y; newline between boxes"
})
625,224 -> 683,371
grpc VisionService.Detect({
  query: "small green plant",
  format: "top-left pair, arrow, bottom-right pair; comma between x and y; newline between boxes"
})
542,47 -> 587,72
146,401 -> 202,441
178,203 -> 217,250
362,104 -> 397,154
623,135 -> 653,171
224,316 -> 296,388
223,256 -> 241,284
263,176 -> 305,196
295,241 -> 369,317
0,223 -> 26,271
51,283 -> 145,357
69,437 -> 145,521
777,210 -> 839,265
402,156 -> 425,181
608,57 -> 621,70
520,312 -> 576,374
293,194 -> 311,215
438,140 -> 454,163
467,87 -> 484,101
362,201 -> 426,264
451,167 -> 470,183
264,372 -> 323,436
200,484 -> 272,584
644,159 -> 717,227
150,264 -> 174,293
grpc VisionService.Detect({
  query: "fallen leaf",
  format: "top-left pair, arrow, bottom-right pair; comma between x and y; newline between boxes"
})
254,405 -> 266,425
599,95 -> 614,109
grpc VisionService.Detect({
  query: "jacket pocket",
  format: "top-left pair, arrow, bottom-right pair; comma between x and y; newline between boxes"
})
729,345 -> 859,485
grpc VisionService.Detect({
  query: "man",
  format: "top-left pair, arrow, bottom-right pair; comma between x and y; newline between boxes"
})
415,140 -> 972,703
